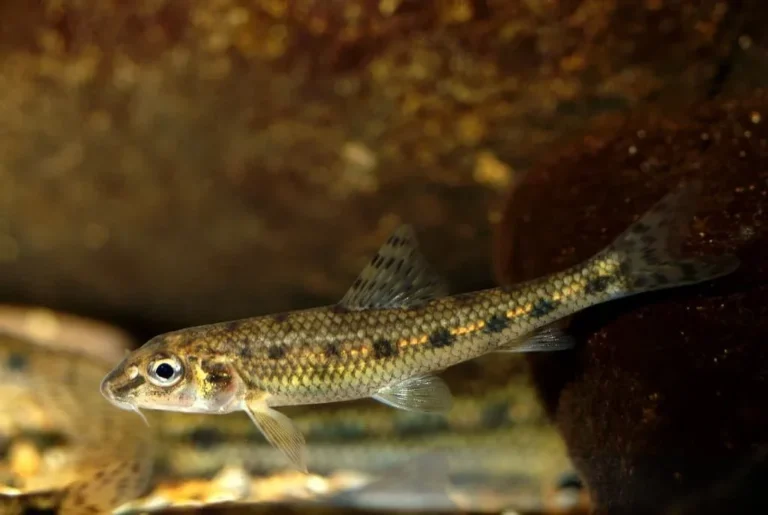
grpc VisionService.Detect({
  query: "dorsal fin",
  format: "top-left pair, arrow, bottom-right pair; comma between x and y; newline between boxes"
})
338,225 -> 449,310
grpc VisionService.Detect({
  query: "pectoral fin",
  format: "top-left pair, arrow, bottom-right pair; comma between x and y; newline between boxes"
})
494,325 -> 575,353
243,400 -> 307,473
373,375 -> 453,413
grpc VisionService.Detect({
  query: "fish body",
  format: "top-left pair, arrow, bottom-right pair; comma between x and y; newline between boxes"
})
101,182 -> 739,472
0,305 -> 576,514
2,338 -> 581,513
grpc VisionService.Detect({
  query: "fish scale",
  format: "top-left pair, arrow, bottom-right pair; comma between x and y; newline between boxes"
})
102,181 -> 739,473
222,252 -> 622,405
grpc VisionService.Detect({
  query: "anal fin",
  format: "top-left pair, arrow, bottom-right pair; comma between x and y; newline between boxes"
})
373,375 -> 453,413
243,400 -> 308,473
494,325 -> 575,353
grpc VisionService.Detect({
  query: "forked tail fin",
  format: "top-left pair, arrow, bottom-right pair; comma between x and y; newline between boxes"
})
603,181 -> 739,295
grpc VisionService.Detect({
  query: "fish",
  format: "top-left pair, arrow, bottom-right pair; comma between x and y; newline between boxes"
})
0,303 -> 576,513
100,181 -> 739,472
0,331 -> 155,515
3,343 -> 581,514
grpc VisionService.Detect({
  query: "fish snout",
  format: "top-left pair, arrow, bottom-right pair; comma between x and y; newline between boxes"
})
100,369 -> 119,403
100,364 -> 143,409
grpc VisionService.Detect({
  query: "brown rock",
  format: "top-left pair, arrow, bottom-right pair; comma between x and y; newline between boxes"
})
495,90 -> 768,513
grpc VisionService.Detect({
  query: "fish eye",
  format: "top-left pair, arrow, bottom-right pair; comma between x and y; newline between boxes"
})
147,356 -> 183,387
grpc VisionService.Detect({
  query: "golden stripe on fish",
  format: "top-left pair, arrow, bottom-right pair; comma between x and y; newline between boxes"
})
101,181 -> 740,472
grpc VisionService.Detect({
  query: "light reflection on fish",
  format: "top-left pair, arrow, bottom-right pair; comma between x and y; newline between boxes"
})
101,181 -> 739,471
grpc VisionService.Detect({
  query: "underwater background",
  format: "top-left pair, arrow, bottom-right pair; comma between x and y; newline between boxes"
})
0,1 -> 765,514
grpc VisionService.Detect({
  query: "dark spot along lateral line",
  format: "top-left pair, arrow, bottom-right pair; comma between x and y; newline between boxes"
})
585,276 -> 612,295
7,352 -> 27,371
372,338 -> 397,359
267,344 -> 287,360
323,342 -> 341,358
483,314 -> 509,334
111,375 -> 146,398
237,345 -> 253,359
631,222 -> 650,234
530,298 -> 558,318
429,328 -> 455,348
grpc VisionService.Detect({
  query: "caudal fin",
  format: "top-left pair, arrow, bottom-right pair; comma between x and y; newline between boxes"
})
604,181 -> 739,295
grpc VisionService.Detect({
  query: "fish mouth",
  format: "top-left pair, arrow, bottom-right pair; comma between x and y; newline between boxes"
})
100,369 -> 144,406
100,376 -> 126,409
100,373 -> 150,426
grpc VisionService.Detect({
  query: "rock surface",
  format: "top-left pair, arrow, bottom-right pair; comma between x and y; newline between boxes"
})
495,90 -> 768,513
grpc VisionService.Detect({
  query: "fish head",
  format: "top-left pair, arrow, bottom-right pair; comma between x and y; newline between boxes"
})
100,330 -> 245,415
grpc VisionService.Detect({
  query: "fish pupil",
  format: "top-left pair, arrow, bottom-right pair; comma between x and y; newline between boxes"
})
155,363 -> 174,380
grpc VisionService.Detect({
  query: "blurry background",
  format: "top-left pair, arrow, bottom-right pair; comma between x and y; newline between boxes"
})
0,1 -> 766,514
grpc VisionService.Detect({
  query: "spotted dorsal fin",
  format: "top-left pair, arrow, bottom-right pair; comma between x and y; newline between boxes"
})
338,225 -> 449,310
